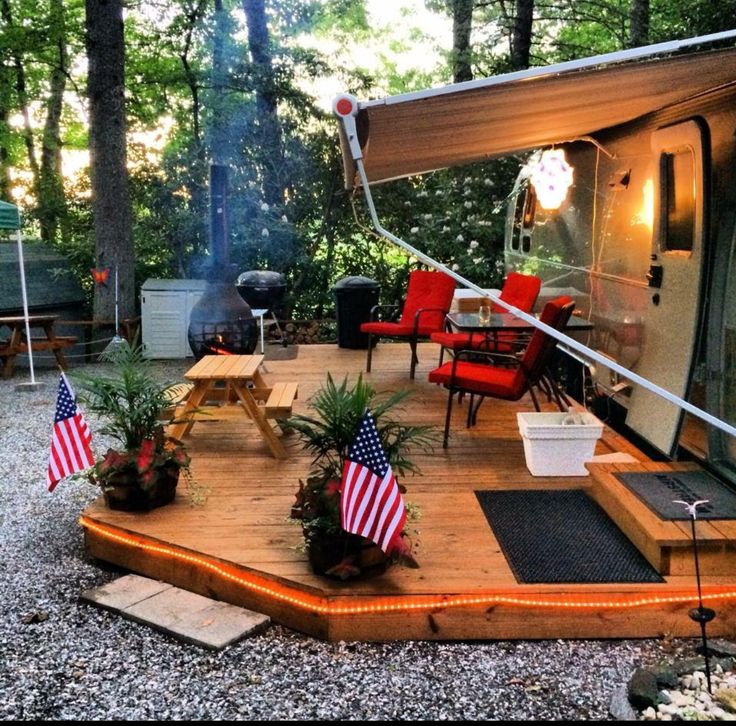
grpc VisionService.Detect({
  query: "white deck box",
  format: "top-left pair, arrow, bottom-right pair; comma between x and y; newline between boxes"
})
516,411 -> 604,476
141,279 -> 208,359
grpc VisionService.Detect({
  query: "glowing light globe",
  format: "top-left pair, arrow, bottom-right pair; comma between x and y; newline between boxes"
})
530,149 -> 574,210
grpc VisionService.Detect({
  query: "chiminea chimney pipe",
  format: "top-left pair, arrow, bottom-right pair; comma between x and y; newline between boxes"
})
210,164 -> 228,272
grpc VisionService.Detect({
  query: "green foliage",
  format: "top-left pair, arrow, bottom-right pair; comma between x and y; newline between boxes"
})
75,341 -> 178,451
3,0 -> 736,325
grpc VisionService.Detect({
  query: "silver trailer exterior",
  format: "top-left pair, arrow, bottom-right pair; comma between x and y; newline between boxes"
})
505,81 -> 736,474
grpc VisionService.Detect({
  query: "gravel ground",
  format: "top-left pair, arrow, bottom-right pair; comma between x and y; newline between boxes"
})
0,362 -> 696,721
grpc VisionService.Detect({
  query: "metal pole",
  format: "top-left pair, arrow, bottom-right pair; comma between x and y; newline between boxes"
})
15,227 -> 42,389
676,499 -> 716,694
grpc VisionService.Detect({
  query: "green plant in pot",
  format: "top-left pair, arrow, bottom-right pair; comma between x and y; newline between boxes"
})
284,373 -> 435,579
75,341 -> 191,512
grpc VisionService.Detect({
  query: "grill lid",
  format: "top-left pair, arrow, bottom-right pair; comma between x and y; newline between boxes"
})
236,270 -> 286,288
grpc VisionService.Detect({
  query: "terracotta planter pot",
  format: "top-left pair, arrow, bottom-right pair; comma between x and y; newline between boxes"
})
102,462 -> 180,512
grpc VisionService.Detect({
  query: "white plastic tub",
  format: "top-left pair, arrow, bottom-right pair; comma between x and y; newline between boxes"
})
516,411 -> 604,476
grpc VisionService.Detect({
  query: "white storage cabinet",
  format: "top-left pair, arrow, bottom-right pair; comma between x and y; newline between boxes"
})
141,279 -> 207,358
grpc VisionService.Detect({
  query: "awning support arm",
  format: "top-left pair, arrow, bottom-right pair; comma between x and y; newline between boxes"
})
335,106 -> 736,439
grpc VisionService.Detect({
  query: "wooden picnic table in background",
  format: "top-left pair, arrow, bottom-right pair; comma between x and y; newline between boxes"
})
0,314 -> 77,378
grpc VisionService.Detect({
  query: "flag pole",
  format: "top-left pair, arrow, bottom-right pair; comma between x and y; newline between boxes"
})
15,225 -> 43,391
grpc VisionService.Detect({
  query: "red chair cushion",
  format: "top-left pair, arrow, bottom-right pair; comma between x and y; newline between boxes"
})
493,271 -> 541,314
361,321 -> 439,337
399,270 -> 456,332
428,361 -> 522,399
519,296 -> 575,380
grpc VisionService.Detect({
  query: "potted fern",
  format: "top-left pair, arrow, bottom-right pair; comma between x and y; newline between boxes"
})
75,341 -> 191,511
285,374 -> 434,579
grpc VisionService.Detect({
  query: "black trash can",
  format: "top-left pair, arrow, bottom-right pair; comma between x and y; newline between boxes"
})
333,276 -> 381,349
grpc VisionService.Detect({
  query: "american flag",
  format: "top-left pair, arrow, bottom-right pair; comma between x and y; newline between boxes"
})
47,373 -> 95,492
340,411 -> 406,555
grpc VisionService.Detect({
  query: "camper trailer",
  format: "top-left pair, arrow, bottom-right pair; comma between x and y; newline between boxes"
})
335,31 -> 736,483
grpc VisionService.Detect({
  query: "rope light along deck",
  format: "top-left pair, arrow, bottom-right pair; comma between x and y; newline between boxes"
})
80,517 -> 736,617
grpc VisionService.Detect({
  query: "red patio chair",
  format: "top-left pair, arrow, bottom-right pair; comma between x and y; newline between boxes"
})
430,272 -> 542,364
361,269 -> 456,379
428,296 -> 575,447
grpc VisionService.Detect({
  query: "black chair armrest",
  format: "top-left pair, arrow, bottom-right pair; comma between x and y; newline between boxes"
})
412,307 -> 450,333
456,349 -> 521,366
369,304 -> 400,323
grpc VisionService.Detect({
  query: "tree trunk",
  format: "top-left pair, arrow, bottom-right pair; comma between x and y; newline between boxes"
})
628,0 -> 650,48
0,80 -> 11,200
452,0 -> 474,83
242,0 -> 284,208
86,0 -> 135,321
181,0 -> 208,153
1,0 -> 40,196
510,0 -> 534,71
39,0 -> 68,244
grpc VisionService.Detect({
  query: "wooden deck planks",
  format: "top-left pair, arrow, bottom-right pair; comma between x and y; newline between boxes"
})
82,343 -> 736,641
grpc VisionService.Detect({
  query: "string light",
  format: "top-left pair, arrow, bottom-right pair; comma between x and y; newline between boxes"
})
530,148 -> 574,210
80,517 -> 736,620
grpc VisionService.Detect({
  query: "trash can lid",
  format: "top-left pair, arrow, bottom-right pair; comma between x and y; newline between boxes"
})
236,270 -> 286,287
332,275 -> 380,290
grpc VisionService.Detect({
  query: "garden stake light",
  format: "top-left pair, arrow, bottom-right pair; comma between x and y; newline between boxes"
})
675,498 -> 716,694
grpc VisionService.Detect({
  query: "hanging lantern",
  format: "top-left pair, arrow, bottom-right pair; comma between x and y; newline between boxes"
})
530,149 -> 574,210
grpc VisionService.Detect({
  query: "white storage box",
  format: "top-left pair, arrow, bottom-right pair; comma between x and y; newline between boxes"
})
516,411 -> 604,477
141,279 -> 207,358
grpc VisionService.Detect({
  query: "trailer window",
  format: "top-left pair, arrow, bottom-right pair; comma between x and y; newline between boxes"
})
523,186 -> 537,227
661,150 -> 695,252
511,192 -> 524,251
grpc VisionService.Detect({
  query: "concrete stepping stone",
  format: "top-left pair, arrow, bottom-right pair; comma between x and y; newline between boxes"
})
81,574 -> 270,649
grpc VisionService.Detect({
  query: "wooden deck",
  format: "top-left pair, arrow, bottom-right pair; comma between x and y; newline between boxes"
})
82,344 -> 736,641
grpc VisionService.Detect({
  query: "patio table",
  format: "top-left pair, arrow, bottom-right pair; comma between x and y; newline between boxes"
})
446,311 -> 594,337
168,354 -> 288,459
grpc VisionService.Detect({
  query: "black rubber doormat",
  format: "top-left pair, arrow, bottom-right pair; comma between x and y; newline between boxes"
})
614,470 -> 736,520
474,490 -> 664,584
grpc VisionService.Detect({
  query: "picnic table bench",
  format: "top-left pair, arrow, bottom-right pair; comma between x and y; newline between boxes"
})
0,315 -> 77,378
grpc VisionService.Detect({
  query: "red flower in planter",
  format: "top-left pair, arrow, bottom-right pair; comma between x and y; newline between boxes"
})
324,479 -> 342,498
98,449 -> 129,475
136,439 -> 155,473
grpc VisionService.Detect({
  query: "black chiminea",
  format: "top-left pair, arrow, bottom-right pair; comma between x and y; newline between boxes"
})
187,165 -> 257,359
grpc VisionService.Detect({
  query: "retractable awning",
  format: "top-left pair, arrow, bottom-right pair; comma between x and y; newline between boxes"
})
340,36 -> 736,188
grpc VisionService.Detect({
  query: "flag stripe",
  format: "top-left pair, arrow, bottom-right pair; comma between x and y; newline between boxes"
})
47,375 -> 95,492
355,469 -> 394,538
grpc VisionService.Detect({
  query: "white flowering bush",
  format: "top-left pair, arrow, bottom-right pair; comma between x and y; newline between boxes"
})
369,156 -> 525,291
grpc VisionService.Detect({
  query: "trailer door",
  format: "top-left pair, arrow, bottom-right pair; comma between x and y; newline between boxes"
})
626,120 -> 706,455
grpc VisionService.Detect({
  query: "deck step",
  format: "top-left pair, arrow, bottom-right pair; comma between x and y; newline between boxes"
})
586,461 -> 736,576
